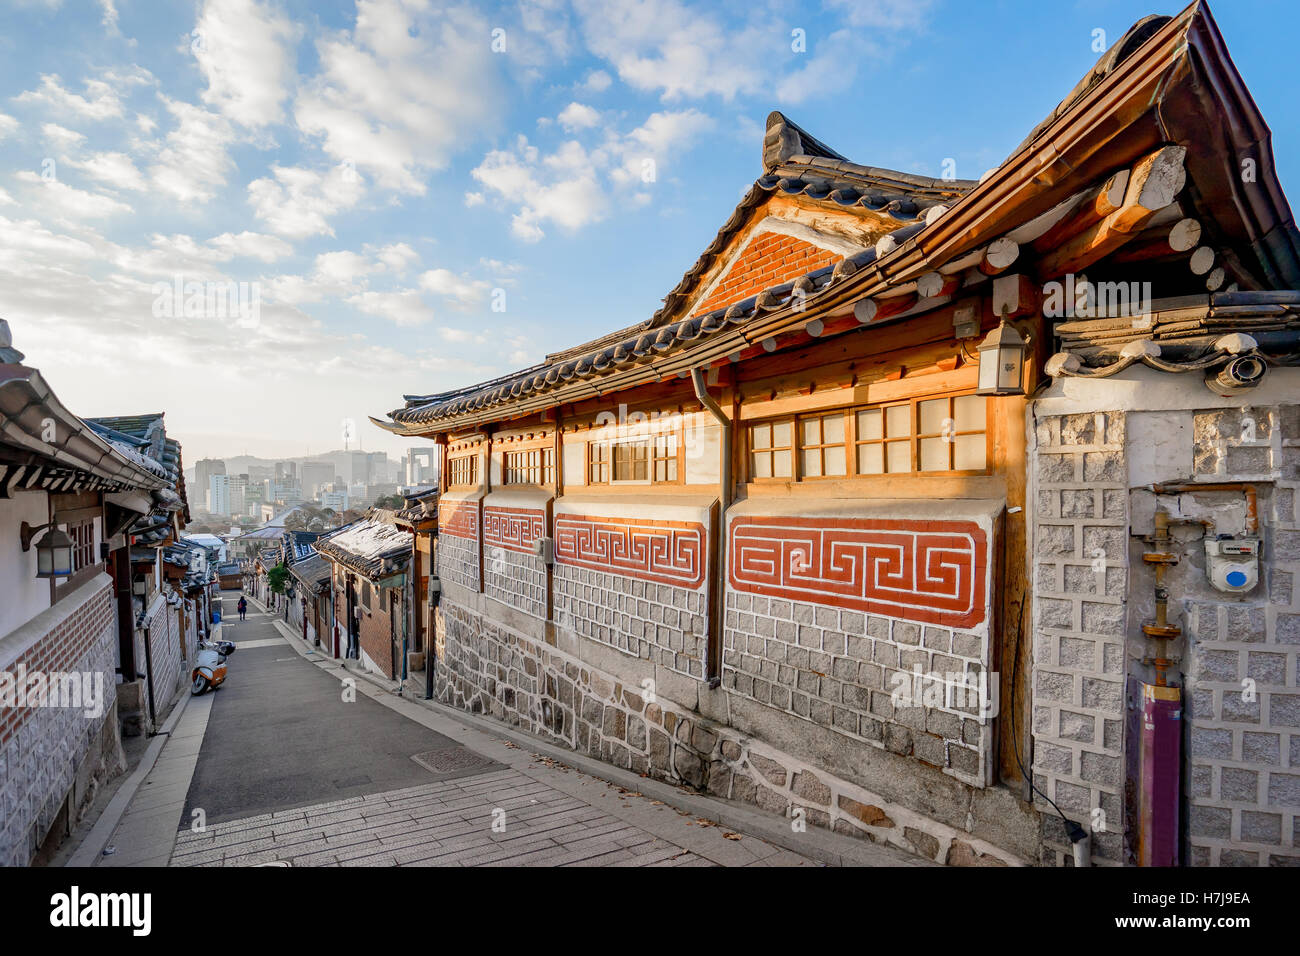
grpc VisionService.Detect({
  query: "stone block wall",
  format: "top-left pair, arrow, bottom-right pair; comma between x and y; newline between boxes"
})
1178,405 -> 1300,866
722,593 -> 990,787
1031,394 -> 1300,867
552,511 -> 710,680
1030,411 -> 1130,865
483,503 -> 547,620
437,498 -> 481,592
433,596 -> 1018,865
142,596 -> 183,721
0,577 -> 123,866
553,565 -> 708,679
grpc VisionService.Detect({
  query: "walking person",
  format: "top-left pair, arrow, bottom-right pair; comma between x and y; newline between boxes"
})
238,595 -> 247,621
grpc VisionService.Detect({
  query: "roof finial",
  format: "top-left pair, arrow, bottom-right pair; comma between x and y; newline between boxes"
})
0,319 -> 25,364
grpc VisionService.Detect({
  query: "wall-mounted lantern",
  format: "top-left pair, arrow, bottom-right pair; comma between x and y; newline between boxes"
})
20,521 -> 75,578
975,316 -> 1028,396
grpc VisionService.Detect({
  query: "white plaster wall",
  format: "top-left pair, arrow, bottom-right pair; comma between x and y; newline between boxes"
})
0,491 -> 52,640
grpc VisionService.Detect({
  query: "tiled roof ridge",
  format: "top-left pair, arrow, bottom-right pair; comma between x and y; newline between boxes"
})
391,115 -> 973,418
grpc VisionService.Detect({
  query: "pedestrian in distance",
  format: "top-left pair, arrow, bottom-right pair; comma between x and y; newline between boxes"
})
238,596 -> 247,621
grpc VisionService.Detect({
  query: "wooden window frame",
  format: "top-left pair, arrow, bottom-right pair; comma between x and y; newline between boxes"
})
747,419 -> 795,482
502,445 -> 554,486
797,411 -> 849,480
585,420 -> 686,487
446,452 -> 479,489
745,389 -> 992,483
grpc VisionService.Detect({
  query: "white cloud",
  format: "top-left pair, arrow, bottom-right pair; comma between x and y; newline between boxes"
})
557,102 -> 600,131
67,151 -> 148,191
148,98 -> 236,203
366,241 -> 419,274
40,123 -> 84,150
581,69 -> 612,93
208,231 -> 293,262
0,114 -> 20,140
348,289 -> 435,327
13,171 -> 132,220
247,163 -> 364,238
573,0 -> 764,102
194,0 -> 299,128
470,109 -> 710,241
313,249 -> 376,286
294,1 -> 504,194
471,136 -> 606,242
573,0 -> 932,104
464,191 -> 484,207
13,68 -> 151,120
418,268 -> 488,308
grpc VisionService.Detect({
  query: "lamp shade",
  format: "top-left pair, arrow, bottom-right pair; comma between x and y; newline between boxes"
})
976,320 -> 1027,395
35,526 -> 75,578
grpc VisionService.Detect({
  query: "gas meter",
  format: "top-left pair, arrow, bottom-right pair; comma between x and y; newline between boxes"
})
1204,536 -> 1260,593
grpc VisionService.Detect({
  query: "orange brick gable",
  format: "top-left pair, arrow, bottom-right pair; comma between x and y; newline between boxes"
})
691,230 -> 842,317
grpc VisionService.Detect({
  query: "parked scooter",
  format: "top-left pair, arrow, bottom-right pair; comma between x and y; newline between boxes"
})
191,639 -> 235,695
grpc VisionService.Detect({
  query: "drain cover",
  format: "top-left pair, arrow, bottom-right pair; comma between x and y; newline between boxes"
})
412,747 -> 498,775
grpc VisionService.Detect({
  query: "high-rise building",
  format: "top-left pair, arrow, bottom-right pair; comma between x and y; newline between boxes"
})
404,446 -> 436,487
228,473 -> 249,517
195,458 -> 226,506
208,474 -> 231,515
301,461 -> 335,498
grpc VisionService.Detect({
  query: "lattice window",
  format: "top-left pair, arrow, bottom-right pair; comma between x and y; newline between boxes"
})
447,454 -> 478,488
503,447 -> 554,485
750,391 -> 990,481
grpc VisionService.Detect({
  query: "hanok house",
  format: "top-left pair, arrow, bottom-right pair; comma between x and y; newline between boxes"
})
377,3 -> 1300,867
0,322 -> 175,865
288,553 -> 333,650
314,514 -> 412,679
389,489 -> 439,691
85,412 -> 196,736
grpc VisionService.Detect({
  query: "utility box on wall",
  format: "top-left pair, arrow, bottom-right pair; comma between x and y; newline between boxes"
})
1204,536 -> 1260,593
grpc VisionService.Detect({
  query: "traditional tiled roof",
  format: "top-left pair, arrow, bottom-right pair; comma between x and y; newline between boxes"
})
0,350 -> 170,495
383,113 -> 973,430
86,412 -> 191,530
1046,290 -> 1300,375
379,3 -> 1300,433
288,553 -> 332,592
315,517 -> 410,580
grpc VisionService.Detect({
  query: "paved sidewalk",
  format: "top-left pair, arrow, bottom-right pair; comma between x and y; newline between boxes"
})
91,593 -> 923,867
172,769 -> 795,867
97,693 -> 213,867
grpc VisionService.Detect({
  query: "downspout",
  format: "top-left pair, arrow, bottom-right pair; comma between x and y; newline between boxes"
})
691,367 -> 730,688
141,624 -> 157,734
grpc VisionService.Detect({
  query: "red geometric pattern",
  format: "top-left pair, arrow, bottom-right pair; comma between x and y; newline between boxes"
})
483,506 -> 545,554
728,516 -> 988,628
439,500 -> 479,541
555,515 -> 706,589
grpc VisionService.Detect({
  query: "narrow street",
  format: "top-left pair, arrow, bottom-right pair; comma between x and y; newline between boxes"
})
108,598 -> 838,867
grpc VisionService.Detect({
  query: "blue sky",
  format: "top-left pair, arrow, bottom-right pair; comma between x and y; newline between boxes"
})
1,0 -> 1296,462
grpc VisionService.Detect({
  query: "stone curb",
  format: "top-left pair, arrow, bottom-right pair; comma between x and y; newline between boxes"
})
265,605 -> 925,868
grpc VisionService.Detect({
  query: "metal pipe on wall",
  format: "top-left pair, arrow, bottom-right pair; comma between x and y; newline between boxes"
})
690,366 -> 730,687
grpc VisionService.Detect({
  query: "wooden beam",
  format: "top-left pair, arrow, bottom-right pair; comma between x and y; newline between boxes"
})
1031,147 -> 1186,277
